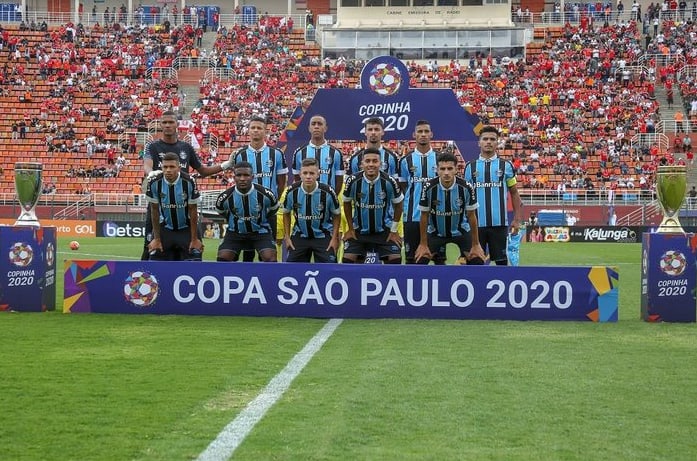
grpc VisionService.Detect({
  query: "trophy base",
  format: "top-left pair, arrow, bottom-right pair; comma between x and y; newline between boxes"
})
656,217 -> 685,234
14,214 -> 41,227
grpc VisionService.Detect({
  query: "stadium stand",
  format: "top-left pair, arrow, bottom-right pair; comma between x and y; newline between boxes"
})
3,7 -> 697,207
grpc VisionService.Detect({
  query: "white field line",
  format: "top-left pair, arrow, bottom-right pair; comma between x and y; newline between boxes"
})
196,318 -> 344,461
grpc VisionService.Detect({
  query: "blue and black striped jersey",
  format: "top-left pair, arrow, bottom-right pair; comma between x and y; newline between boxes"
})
342,171 -> 404,235
233,144 -> 288,195
463,156 -> 517,227
215,184 -> 279,234
419,177 -> 478,238
347,146 -> 399,178
281,182 -> 340,238
398,149 -> 439,223
145,171 -> 200,231
292,143 -> 345,187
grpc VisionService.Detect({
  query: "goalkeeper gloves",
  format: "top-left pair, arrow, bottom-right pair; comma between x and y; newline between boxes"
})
220,157 -> 234,170
142,170 -> 162,190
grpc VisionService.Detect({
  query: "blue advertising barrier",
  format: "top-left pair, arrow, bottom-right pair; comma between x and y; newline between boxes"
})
641,233 -> 697,322
64,261 -> 619,321
1,226 -> 56,312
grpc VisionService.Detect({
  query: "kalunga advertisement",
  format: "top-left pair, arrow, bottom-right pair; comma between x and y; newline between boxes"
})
527,226 -> 691,244
569,226 -> 644,243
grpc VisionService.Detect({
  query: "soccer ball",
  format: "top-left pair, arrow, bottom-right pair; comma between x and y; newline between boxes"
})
69,241 -> 80,251
9,242 -> 33,267
659,250 -> 687,276
368,62 -> 402,96
123,271 -> 160,307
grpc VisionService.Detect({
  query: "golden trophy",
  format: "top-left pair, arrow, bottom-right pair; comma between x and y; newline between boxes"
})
655,165 -> 686,234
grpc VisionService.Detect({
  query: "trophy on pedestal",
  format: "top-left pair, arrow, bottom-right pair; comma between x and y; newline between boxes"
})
655,165 -> 686,234
14,162 -> 43,227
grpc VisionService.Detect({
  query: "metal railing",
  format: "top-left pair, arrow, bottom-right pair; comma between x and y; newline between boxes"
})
204,68 -> 236,81
145,66 -> 178,80
630,132 -> 670,154
657,120 -> 693,135
677,65 -> 697,82
53,195 -> 94,220
172,57 -> 212,70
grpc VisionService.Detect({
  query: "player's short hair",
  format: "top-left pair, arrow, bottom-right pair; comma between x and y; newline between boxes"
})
364,117 -> 384,127
437,151 -> 457,165
415,119 -> 430,128
362,147 -> 381,157
301,157 -> 319,168
162,110 -> 177,119
249,116 -> 267,125
479,125 -> 500,138
233,161 -> 253,172
162,152 -> 179,162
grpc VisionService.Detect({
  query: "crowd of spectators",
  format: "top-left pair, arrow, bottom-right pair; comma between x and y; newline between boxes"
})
2,11 -> 697,197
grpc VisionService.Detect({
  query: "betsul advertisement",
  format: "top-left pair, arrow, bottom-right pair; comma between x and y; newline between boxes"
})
0,219 -> 95,237
97,221 -> 146,238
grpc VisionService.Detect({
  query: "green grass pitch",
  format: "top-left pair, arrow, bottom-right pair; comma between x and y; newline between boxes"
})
1,237 -> 695,460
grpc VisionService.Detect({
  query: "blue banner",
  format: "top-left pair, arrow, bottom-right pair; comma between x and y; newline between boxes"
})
64,262 -> 618,321
641,233 -> 697,322
0,226 -> 56,312
282,56 -> 483,161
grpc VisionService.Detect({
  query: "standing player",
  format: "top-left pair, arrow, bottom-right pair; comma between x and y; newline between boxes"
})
463,125 -> 523,265
145,152 -> 203,261
398,120 -> 439,264
342,148 -> 404,264
347,117 -> 399,178
414,152 -> 486,264
232,116 -> 288,261
282,158 -> 341,263
291,114 -> 345,192
141,111 -> 233,260
215,162 -> 279,262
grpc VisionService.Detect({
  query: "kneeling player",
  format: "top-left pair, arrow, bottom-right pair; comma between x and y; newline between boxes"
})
414,152 -> 486,264
145,152 -> 204,261
215,161 -> 279,262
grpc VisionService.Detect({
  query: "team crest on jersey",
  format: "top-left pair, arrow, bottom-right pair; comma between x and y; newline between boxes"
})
456,198 -> 464,207
255,203 -> 262,212
180,151 -> 187,160
409,166 -> 416,173
265,159 -> 273,168
182,192 -> 187,200
378,191 -> 386,200
496,169 -> 504,178
315,203 -> 324,212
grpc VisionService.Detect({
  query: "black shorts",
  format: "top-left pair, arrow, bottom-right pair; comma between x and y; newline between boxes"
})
426,233 -> 472,259
286,235 -> 336,263
144,207 -> 203,244
343,231 -> 401,261
477,226 -> 508,264
218,232 -> 276,255
403,221 -> 420,261
149,227 -> 201,261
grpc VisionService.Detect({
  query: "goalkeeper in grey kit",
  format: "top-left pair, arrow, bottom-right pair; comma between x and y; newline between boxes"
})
141,111 -> 235,260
